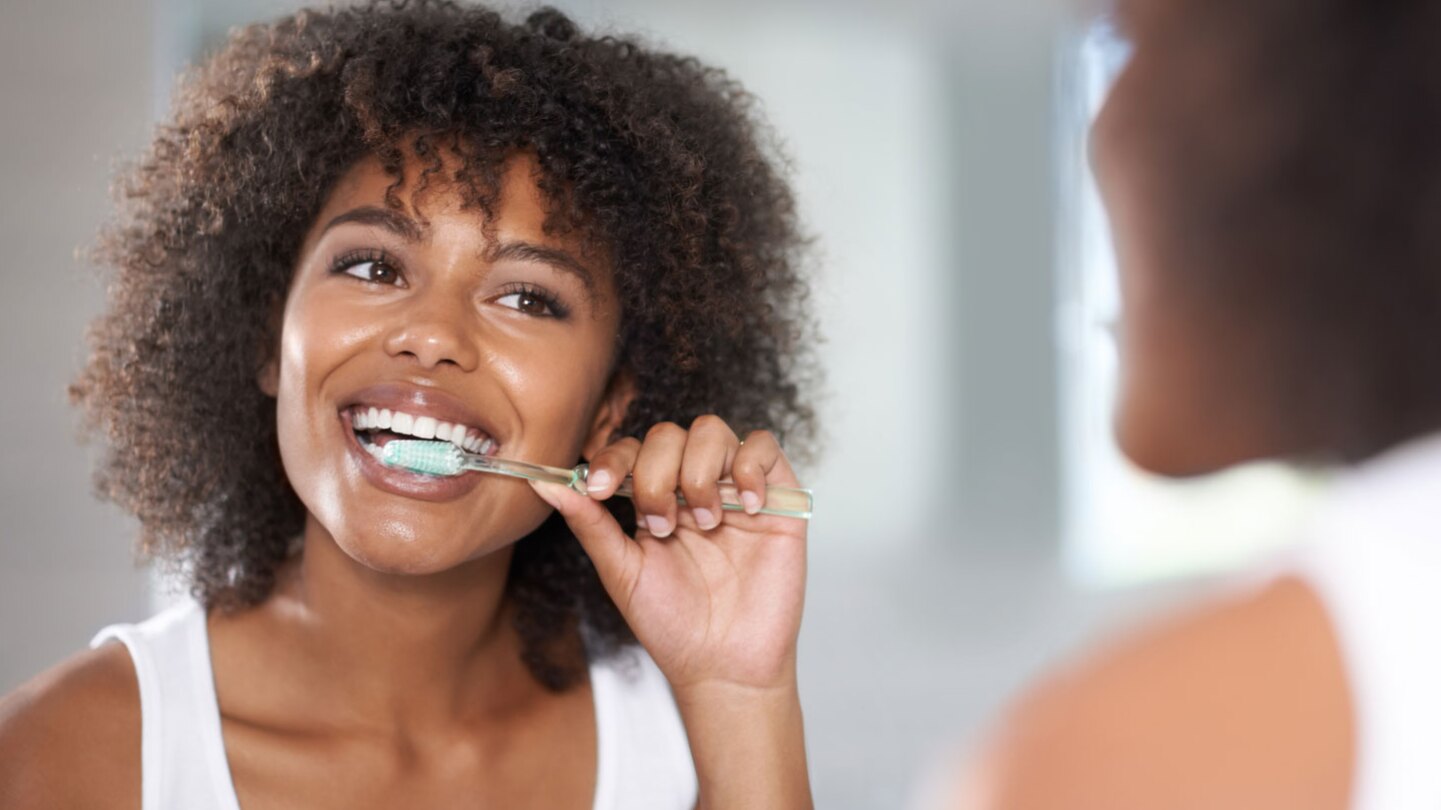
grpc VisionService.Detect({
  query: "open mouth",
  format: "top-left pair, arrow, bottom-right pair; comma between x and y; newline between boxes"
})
345,405 -> 498,464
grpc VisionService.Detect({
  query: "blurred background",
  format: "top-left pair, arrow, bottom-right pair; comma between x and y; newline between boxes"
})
0,0 -> 1327,806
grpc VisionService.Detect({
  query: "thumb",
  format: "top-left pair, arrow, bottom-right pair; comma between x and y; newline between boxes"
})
530,480 -> 641,606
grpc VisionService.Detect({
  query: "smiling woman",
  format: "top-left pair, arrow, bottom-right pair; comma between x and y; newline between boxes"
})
0,2 -> 817,808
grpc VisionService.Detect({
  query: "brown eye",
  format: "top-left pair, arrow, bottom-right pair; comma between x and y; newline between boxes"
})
496,289 -> 559,317
343,260 -> 401,285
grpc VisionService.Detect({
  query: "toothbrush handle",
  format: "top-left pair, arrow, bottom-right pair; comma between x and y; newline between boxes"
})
576,468 -> 812,520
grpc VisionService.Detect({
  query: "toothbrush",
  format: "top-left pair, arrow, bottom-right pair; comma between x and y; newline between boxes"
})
379,439 -> 813,520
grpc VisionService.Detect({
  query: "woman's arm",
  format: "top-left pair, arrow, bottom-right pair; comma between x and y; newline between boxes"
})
672,678 -> 810,809
531,415 -> 812,809
0,643 -> 142,809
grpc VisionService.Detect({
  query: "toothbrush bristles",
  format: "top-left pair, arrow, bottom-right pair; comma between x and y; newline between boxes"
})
380,440 -> 466,476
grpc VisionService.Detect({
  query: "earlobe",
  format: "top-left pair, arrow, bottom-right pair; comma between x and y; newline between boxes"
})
256,297 -> 284,398
257,358 -> 279,398
582,369 -> 636,460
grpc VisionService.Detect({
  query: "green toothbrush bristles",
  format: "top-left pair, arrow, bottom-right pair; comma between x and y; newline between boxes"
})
380,440 -> 466,476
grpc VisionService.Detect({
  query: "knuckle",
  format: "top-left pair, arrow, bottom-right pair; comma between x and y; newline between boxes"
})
634,476 -> 674,503
594,438 -> 638,465
609,436 -> 641,453
682,469 -> 713,493
690,414 -> 727,434
645,422 -> 684,443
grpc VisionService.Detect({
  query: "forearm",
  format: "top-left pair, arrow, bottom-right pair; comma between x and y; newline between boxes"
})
675,676 -> 813,810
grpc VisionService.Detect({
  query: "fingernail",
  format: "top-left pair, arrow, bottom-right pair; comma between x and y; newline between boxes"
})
741,491 -> 762,515
586,469 -> 612,495
644,514 -> 672,537
692,508 -> 718,530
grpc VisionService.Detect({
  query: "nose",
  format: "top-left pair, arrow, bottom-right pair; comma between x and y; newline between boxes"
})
381,295 -> 481,372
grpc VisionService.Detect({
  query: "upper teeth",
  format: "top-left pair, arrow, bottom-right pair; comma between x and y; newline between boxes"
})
350,406 -> 495,454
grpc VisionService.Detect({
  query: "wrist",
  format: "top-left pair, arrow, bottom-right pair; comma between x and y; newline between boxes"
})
673,673 -> 813,810
667,647 -> 799,698
673,671 -> 800,714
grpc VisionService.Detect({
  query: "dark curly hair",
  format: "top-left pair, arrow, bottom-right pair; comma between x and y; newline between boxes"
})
69,0 -> 817,690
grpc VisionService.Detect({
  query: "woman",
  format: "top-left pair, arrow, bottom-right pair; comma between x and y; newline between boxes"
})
951,0 -> 1441,807
0,3 -> 817,807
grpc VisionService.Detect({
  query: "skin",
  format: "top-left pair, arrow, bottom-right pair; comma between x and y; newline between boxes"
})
0,149 -> 812,808
947,2 -> 1355,807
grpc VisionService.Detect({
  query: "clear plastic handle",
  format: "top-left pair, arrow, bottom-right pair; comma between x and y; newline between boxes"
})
573,466 -> 812,520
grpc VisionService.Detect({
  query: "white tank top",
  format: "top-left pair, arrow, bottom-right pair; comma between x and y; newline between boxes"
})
1290,431 -> 1441,810
89,599 -> 697,810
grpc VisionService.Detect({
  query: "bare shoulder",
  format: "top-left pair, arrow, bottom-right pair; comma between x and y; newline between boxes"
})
0,641 -> 141,809
958,577 -> 1353,810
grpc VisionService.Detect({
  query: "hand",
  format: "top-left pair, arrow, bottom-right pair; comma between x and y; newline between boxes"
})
529,415 -> 807,693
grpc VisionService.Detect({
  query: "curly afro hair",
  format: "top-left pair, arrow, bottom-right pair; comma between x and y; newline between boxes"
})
70,0 -> 817,690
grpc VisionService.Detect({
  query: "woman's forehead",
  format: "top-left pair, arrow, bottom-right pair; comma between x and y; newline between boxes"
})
302,150 -> 617,311
320,152 -> 550,236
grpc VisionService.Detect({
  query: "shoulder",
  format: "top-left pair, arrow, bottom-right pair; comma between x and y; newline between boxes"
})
957,576 -> 1353,810
0,641 -> 142,809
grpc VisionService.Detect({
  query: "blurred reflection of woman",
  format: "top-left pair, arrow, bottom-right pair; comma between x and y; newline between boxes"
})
949,1 -> 1441,808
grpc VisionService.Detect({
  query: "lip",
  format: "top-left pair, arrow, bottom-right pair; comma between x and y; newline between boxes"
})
340,408 -> 488,502
339,382 -> 503,445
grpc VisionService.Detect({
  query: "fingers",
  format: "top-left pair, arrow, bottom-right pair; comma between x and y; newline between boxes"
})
584,416 -> 794,534
678,415 -> 739,531
529,480 -> 640,606
631,422 -> 688,537
732,430 -> 794,515
585,437 -> 640,499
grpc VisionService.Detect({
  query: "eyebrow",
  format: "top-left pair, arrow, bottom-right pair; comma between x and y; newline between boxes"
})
487,241 -> 596,294
321,205 -> 424,242
321,204 -> 597,294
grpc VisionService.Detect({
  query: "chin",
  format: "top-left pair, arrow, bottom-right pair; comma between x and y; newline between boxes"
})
322,513 -> 497,575
1113,397 -> 1258,479
341,537 -> 454,575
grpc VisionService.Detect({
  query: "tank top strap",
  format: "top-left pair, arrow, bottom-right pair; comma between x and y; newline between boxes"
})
587,646 -> 697,810
90,599 -> 241,810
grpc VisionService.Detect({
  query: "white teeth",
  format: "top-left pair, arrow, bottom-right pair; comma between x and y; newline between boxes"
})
391,412 -> 414,434
349,405 -> 493,451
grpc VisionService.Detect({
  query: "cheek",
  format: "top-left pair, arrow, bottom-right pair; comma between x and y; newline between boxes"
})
271,294 -> 372,498
493,335 -> 615,463
1096,82 -> 1219,471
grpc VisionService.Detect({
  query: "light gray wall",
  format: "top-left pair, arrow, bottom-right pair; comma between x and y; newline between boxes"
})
0,0 -> 154,690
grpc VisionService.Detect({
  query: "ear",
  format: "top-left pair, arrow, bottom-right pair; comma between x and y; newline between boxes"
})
582,368 -> 636,461
257,354 -> 279,398
255,295 -> 284,399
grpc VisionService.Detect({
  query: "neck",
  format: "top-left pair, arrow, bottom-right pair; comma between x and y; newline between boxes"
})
264,513 -> 539,732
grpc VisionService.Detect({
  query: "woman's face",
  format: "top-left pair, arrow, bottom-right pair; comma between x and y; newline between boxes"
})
261,151 -> 631,574
1091,4 -> 1281,476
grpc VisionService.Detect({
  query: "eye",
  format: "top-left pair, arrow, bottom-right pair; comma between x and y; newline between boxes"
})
495,285 -> 567,318
330,249 -> 405,287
